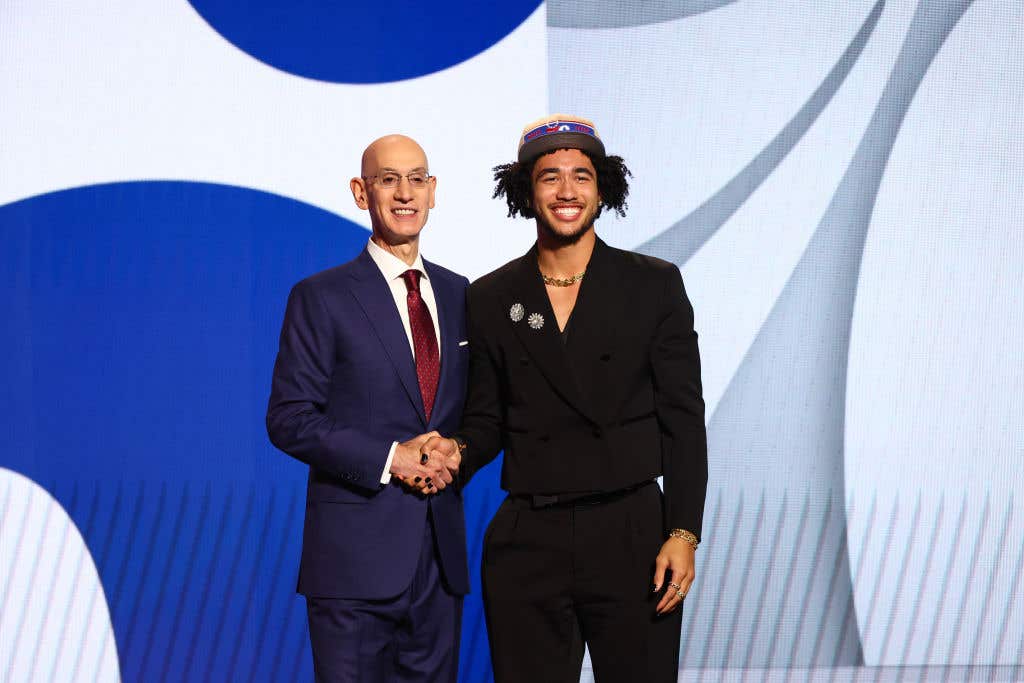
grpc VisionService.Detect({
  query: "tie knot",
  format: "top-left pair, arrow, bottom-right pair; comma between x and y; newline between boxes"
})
401,269 -> 422,293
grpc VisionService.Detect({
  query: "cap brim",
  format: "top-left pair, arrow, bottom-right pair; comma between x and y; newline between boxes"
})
518,133 -> 606,163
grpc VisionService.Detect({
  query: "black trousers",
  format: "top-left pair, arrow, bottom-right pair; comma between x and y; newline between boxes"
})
482,482 -> 683,683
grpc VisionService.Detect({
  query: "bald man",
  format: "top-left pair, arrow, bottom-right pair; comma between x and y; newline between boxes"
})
267,135 -> 470,682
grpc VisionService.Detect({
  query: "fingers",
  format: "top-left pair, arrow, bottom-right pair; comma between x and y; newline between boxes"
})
653,546 -> 696,615
414,430 -> 441,447
391,449 -> 441,484
392,433 -> 457,495
651,569 -> 675,610
397,474 -> 436,495
421,450 -> 450,489
425,436 -> 454,456
397,455 -> 449,494
655,568 -> 687,614
442,444 -> 462,474
413,473 -> 442,492
423,436 -> 458,476
423,439 -> 458,482
652,554 -> 668,593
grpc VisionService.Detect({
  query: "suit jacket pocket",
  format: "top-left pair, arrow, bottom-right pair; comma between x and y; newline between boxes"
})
307,470 -> 380,503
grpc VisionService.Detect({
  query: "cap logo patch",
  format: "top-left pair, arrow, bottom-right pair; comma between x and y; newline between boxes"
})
523,121 -> 597,144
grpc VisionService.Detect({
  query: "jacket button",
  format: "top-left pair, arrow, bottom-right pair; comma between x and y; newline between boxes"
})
592,427 -> 604,438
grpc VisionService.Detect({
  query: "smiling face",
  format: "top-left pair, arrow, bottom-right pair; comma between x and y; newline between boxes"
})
350,135 -> 436,246
530,148 -> 601,245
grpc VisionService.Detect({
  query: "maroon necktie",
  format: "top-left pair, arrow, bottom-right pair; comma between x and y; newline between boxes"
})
401,269 -> 439,421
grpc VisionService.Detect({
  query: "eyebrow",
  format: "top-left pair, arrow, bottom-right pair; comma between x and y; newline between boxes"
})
536,167 -> 595,177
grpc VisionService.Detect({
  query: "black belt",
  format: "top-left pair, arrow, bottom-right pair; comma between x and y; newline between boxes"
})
520,481 -> 654,509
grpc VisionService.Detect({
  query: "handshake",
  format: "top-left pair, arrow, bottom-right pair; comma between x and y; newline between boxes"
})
389,432 -> 461,495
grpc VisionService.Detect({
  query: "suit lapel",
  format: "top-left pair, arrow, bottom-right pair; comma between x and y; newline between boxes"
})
565,238 -> 626,425
425,260 -> 457,427
501,247 -> 597,425
348,248 -> 426,426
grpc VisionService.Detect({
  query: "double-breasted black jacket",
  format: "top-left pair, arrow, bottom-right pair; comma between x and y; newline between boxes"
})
458,237 -> 708,537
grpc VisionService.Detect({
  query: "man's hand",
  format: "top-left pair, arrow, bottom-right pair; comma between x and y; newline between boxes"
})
652,537 -> 696,614
396,436 -> 461,495
426,435 -> 461,477
390,431 -> 452,493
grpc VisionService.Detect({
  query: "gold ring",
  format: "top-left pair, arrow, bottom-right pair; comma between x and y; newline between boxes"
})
668,582 -> 681,589
676,590 -> 686,600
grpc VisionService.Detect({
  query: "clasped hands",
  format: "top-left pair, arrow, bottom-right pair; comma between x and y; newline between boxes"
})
389,431 -> 461,495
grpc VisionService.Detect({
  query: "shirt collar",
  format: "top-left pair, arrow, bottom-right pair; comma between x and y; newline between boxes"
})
366,238 -> 428,283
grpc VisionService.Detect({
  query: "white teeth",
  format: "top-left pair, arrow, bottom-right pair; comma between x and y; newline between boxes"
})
393,209 -> 415,215
554,207 -> 580,217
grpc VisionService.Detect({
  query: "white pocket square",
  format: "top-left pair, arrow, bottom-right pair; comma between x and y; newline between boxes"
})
458,340 -> 469,347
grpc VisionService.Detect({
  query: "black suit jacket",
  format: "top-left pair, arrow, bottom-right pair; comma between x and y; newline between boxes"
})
458,237 -> 708,537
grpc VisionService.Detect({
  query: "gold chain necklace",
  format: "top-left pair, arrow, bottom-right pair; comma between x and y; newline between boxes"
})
541,271 -> 585,287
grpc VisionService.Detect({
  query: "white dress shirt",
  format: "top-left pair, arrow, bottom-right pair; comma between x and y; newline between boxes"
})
365,238 -> 443,483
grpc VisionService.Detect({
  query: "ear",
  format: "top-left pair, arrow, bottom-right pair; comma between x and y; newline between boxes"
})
427,175 -> 437,210
350,177 -> 368,209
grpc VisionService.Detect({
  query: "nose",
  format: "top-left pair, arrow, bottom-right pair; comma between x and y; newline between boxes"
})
393,176 -> 414,201
555,175 -> 576,200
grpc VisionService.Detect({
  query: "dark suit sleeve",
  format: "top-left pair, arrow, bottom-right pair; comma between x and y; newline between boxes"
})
456,286 -> 505,485
652,267 -> 709,539
266,280 -> 392,489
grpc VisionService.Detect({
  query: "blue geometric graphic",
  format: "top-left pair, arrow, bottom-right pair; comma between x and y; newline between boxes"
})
187,0 -> 542,83
0,181 -> 370,681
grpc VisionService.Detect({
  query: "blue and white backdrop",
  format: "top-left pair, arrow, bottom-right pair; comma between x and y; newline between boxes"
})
2,1 -> 1022,681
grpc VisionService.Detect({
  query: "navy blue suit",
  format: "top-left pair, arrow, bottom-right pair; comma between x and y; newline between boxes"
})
267,247 -> 469,680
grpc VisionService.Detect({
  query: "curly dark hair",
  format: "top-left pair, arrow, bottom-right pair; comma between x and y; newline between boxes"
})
492,151 -> 631,220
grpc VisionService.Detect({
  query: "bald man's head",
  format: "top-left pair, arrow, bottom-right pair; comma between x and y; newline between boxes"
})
350,134 -> 437,247
360,135 -> 428,177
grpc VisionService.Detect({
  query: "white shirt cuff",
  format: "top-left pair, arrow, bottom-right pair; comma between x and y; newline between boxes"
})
381,441 -> 398,484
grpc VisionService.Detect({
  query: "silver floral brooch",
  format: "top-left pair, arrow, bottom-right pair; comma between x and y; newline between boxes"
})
510,303 -> 525,322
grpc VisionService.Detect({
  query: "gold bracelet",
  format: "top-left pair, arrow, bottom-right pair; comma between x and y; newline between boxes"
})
669,528 -> 699,550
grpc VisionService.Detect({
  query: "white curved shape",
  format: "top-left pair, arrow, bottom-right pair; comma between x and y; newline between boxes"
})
679,0 -> 917,419
846,0 -> 1024,666
552,0 -> 917,418
0,468 -> 121,682
0,0 -> 547,279
550,0 -> 898,249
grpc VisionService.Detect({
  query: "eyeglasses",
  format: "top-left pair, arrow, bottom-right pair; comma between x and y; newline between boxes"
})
363,171 -> 432,189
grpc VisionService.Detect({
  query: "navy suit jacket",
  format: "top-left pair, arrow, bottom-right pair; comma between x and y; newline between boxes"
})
267,247 -> 470,599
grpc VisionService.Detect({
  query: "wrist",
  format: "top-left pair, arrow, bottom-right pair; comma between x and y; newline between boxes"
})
668,528 -> 699,550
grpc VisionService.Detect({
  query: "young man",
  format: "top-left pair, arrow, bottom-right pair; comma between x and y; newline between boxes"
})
267,135 -> 469,682
424,115 -> 708,681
